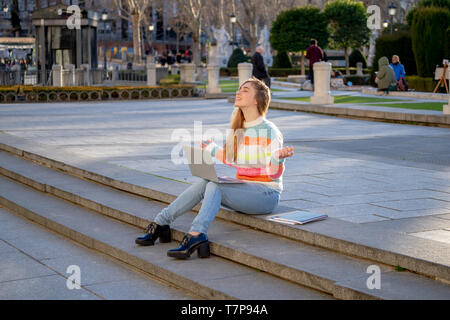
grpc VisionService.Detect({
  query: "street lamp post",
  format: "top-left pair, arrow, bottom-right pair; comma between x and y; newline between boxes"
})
2,2 -> 9,37
383,20 -> 389,29
148,24 -> 154,60
102,10 -> 108,80
167,27 -> 171,54
388,3 -> 396,35
230,13 -> 236,50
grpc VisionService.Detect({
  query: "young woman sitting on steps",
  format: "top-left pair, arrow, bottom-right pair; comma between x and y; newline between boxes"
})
135,77 -> 295,259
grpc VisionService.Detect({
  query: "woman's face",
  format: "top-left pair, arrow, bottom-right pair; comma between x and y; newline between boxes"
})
234,82 -> 257,111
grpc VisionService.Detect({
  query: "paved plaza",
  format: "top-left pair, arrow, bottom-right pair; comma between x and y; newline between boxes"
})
0,96 -> 449,242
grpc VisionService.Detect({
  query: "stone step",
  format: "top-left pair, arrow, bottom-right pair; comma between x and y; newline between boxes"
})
0,174 -> 332,300
0,207 -> 197,300
1,133 -> 449,284
1,150 -> 449,299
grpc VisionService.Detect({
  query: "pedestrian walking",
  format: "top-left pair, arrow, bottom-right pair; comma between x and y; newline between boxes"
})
135,78 -> 294,259
305,39 -> 324,88
251,46 -> 271,88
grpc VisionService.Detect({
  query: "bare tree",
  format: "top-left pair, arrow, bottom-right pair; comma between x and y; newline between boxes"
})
166,13 -> 190,54
114,0 -> 154,64
232,0 -> 305,55
172,0 -> 210,66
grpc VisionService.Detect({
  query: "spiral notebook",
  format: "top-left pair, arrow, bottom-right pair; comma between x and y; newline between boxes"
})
269,210 -> 328,225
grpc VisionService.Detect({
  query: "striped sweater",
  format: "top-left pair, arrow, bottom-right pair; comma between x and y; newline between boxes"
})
205,115 -> 286,191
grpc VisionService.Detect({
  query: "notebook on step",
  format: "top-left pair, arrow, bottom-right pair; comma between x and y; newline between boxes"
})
268,210 -> 328,225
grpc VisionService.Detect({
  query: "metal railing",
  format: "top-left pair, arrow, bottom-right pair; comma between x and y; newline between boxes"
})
0,70 -> 24,85
118,70 -> 147,82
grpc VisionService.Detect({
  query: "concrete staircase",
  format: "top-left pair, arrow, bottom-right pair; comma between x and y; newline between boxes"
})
0,133 -> 449,300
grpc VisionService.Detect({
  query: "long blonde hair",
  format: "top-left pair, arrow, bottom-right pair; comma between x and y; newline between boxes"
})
223,77 -> 271,163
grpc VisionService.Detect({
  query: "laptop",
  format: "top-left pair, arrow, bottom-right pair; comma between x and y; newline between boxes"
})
183,145 -> 246,184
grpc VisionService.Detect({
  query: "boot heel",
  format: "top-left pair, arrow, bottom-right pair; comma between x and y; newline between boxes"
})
197,242 -> 210,258
159,230 -> 172,243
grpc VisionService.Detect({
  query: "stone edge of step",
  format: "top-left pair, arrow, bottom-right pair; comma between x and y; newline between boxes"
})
0,133 -> 449,285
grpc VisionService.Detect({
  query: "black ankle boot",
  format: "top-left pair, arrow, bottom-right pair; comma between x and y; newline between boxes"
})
167,233 -> 210,259
135,222 -> 171,246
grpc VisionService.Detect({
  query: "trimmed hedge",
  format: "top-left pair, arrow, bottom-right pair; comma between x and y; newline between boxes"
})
349,49 -> 367,68
219,66 -> 370,77
272,51 -> 293,68
227,48 -> 251,68
0,85 -> 196,103
373,31 -> 417,75
404,75 -> 444,92
411,6 -> 450,77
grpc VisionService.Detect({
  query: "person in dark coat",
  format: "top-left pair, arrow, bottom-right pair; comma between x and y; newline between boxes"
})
305,39 -> 324,87
251,46 -> 271,88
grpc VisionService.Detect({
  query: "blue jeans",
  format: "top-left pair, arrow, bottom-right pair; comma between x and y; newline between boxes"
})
154,178 -> 281,234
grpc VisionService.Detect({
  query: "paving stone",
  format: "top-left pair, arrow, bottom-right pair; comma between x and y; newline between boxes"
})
0,175 -> 334,300
0,240 -> 17,255
0,274 -> 100,300
296,203 -> 400,218
0,202 -> 195,300
1,98 -> 450,293
372,208 -> 450,220
372,199 -> 450,211
409,230 -> 450,245
84,277 -> 193,300
364,215 -> 450,233
203,272 -> 332,300
0,213 -> 44,241
336,271 -> 450,300
0,251 -> 56,283
436,213 -> 450,220
278,199 -> 324,209
337,214 -> 390,224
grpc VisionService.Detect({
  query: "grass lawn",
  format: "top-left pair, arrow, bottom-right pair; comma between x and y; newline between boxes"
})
218,80 -> 239,92
368,102 -> 444,111
196,80 -> 286,92
279,95 -> 445,111
280,95 -> 406,104
217,80 -> 286,92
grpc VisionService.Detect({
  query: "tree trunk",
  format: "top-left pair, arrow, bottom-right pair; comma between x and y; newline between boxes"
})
344,47 -> 350,76
301,51 -> 305,76
132,12 -> 141,64
192,29 -> 201,66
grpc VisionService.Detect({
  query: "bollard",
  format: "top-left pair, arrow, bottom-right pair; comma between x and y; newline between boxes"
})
238,62 -> 253,87
356,62 -> 364,76
445,68 -> 450,115
180,63 -> 196,84
310,62 -> 334,105
206,64 -> 221,94
66,64 -> 75,86
147,63 -> 157,86
81,64 -> 90,86
52,64 -> 63,87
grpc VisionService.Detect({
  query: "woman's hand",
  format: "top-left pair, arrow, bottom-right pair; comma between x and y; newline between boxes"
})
199,139 -> 213,149
276,146 -> 294,160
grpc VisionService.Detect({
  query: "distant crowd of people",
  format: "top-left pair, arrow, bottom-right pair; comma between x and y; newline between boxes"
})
152,49 -> 193,66
0,58 -> 33,70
